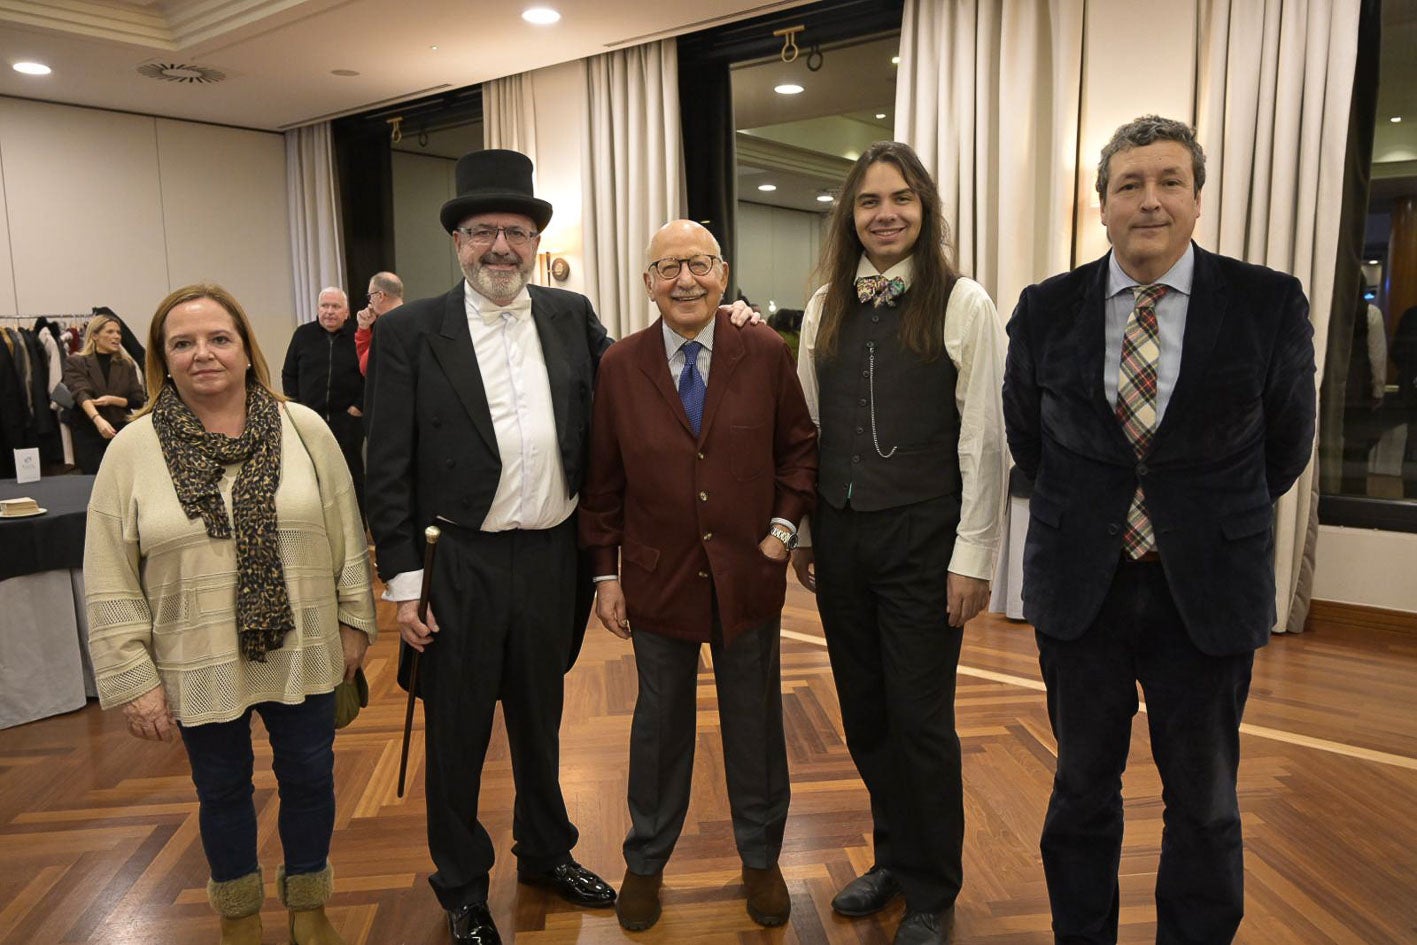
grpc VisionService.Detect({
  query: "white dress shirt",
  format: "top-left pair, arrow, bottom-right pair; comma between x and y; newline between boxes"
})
384,280 -> 575,602
796,256 -> 1009,582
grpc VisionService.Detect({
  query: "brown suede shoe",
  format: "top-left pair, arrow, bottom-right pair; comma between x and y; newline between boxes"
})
615,869 -> 663,931
742,864 -> 791,927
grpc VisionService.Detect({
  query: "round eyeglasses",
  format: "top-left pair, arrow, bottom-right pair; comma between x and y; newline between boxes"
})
647,254 -> 721,280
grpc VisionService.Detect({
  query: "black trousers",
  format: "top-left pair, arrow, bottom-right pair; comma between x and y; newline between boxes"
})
814,494 -> 965,913
323,411 -> 365,518
1036,558 -> 1253,945
624,616 -> 788,874
421,519 -> 579,910
70,418 -> 115,474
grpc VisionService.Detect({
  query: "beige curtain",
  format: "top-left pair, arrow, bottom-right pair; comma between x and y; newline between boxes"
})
581,40 -> 685,338
1193,0 -> 1362,632
284,123 -> 344,325
895,0 -> 1085,313
483,72 -> 538,159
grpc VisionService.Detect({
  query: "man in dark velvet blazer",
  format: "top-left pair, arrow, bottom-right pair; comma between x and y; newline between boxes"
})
1002,116 -> 1315,945
365,149 -> 616,945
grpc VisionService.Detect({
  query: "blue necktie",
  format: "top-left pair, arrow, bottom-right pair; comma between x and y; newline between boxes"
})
678,340 -> 706,436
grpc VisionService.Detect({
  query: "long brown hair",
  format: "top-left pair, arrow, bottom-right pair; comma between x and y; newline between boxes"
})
814,141 -> 959,361
130,283 -> 284,418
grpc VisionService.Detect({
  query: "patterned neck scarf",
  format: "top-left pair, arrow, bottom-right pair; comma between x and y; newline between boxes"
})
151,381 -> 294,662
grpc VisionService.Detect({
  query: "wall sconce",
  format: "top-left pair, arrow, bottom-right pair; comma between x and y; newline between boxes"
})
539,252 -> 571,284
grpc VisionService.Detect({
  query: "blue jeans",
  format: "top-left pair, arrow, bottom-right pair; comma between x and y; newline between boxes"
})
179,692 -> 336,882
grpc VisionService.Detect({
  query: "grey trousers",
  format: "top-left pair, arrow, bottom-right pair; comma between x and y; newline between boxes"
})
624,617 -> 789,874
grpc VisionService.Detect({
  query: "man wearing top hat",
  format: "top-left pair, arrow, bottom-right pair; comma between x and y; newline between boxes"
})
365,148 -> 616,944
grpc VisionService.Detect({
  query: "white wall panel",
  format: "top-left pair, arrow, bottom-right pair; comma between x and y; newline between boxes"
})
0,149 -> 15,317
391,150 -> 459,303
155,119 -> 293,364
0,98 -> 168,327
735,201 -> 824,312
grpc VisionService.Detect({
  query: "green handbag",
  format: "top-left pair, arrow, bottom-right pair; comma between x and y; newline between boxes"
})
333,668 -> 369,729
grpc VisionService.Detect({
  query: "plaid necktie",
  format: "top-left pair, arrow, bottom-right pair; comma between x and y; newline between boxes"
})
855,275 -> 906,308
1115,284 -> 1168,559
678,340 -> 706,436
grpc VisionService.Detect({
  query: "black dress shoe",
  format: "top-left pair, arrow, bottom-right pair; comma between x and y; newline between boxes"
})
831,866 -> 902,916
447,903 -> 501,945
893,908 -> 955,945
517,860 -> 617,908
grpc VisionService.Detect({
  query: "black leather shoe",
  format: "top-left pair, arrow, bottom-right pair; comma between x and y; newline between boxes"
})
831,866 -> 902,916
517,860 -> 617,908
447,903 -> 501,945
892,908 -> 955,945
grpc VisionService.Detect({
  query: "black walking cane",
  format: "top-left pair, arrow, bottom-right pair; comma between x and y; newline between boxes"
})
397,524 -> 440,798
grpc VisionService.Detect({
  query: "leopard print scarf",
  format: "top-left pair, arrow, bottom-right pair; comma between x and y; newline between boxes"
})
152,381 -> 294,662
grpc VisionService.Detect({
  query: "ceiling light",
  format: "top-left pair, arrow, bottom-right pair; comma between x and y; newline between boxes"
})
758,184 -> 778,192
891,56 -> 901,65
816,194 -> 834,203
522,7 -> 561,25
1392,116 -> 1404,123
1367,259 -> 1380,265
774,83 -> 804,95
430,45 -> 438,51
12,62 -> 51,76
844,150 -> 860,161
875,112 -> 887,119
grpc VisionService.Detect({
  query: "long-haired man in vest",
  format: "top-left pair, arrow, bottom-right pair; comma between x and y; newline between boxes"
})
791,142 -> 1009,945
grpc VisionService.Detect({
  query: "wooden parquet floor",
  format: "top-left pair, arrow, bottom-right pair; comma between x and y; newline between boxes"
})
3,582 -> 1416,944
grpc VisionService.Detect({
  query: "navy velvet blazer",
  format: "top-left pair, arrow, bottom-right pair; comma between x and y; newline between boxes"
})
1002,244 -> 1316,656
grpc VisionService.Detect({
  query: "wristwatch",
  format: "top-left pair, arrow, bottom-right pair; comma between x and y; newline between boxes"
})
768,524 -> 798,551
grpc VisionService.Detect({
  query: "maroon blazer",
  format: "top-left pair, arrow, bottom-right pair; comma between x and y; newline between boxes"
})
579,313 -> 817,646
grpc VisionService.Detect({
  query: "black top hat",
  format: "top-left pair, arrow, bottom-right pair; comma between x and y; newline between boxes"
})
439,149 -> 554,234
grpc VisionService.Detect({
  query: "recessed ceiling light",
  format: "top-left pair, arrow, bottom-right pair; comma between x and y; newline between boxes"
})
430,45 -> 438,51
1367,259 -> 1380,265
1392,116 -> 1404,123
844,150 -> 860,161
816,194 -> 834,203
758,184 -> 778,192
13,62 -> 51,76
331,69 -> 359,77
891,56 -> 900,65
875,112 -> 887,119
774,83 -> 804,95
522,7 -> 561,25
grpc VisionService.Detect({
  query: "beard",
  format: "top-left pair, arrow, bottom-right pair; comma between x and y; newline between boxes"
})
466,250 -> 531,303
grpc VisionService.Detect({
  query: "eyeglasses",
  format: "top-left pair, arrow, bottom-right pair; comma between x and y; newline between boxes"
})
647,254 -> 721,280
367,290 -> 385,301
454,225 -> 540,246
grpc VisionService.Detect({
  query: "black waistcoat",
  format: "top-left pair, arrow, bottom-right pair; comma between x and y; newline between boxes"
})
816,291 -> 962,511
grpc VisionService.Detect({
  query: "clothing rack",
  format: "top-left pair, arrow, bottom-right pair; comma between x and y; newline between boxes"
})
0,314 -> 91,327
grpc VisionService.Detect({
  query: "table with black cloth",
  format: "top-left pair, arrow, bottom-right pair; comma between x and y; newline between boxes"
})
0,475 -> 97,729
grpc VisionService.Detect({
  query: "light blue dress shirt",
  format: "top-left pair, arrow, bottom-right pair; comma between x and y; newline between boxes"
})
1102,244 -> 1194,424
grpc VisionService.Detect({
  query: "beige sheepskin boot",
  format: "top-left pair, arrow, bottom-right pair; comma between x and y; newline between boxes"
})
277,863 -> 345,945
207,869 -> 263,945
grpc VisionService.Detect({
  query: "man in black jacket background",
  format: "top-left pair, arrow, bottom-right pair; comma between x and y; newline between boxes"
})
282,286 -> 365,517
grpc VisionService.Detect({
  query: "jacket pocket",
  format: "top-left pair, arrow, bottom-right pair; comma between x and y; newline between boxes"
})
622,539 -> 660,573
1029,493 -> 1062,528
1222,505 -> 1273,541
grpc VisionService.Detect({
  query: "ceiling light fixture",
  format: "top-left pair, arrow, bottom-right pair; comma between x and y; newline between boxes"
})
891,56 -> 900,65
875,112 -> 887,119
774,83 -> 804,95
1392,116 -> 1403,123
12,62 -> 51,76
522,7 -> 561,25
758,184 -> 778,192
430,45 -> 439,51
816,194 -> 834,203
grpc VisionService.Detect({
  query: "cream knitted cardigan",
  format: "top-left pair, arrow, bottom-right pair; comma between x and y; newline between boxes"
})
83,401 -> 376,725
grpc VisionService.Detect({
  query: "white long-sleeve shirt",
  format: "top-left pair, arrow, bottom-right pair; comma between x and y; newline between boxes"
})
796,256 -> 1009,582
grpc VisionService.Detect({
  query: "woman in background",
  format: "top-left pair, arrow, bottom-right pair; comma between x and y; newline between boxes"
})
83,283 -> 376,945
62,313 -> 145,473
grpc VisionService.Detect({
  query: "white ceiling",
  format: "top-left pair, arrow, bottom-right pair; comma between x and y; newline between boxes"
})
0,0 -> 817,131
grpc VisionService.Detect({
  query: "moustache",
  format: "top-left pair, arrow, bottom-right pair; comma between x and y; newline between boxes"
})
479,252 -> 523,266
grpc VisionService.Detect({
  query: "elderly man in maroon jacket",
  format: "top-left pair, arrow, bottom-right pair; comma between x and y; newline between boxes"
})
580,219 -> 817,932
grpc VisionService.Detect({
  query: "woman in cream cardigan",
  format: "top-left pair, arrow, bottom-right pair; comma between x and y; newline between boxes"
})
83,283 -> 376,945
